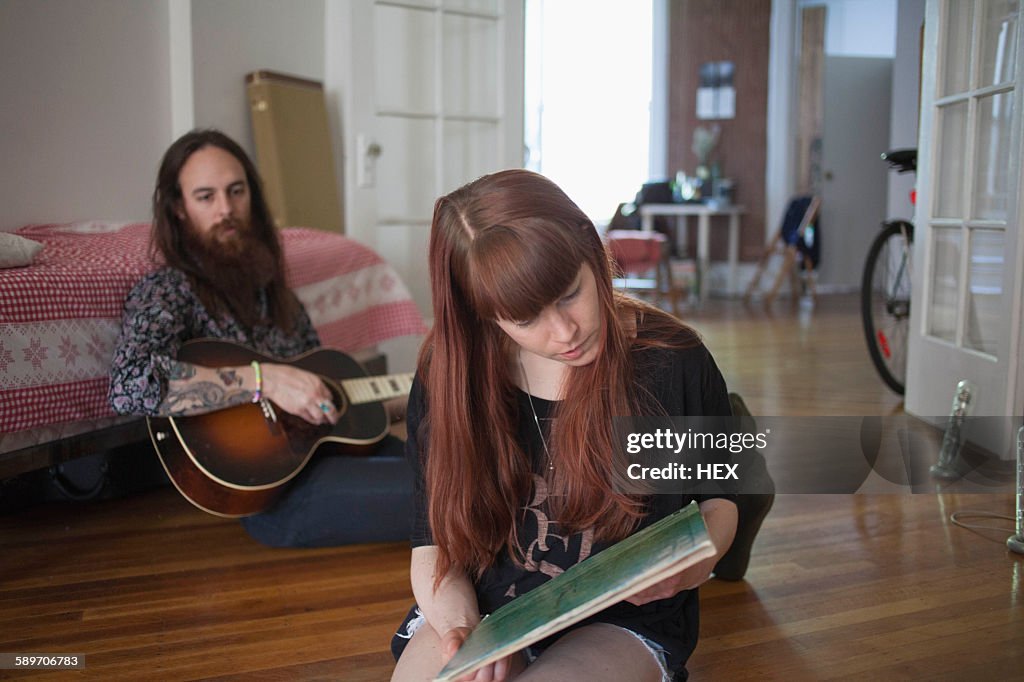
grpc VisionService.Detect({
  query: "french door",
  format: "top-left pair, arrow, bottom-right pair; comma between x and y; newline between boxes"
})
908,0 -> 1023,457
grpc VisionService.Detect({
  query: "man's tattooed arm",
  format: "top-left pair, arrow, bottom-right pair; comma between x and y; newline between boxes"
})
158,360 -> 255,416
167,362 -> 197,381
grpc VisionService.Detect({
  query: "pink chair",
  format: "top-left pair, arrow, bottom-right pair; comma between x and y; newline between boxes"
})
605,229 -> 680,316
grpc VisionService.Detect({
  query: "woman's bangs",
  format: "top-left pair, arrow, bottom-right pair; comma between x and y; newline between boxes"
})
468,221 -> 585,322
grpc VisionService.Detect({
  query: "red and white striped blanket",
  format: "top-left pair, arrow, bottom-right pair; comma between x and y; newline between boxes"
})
0,222 -> 426,436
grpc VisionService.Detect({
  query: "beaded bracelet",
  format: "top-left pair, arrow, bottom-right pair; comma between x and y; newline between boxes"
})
250,360 -> 263,403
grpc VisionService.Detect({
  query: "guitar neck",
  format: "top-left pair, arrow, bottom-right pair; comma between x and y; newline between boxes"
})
341,373 -> 415,405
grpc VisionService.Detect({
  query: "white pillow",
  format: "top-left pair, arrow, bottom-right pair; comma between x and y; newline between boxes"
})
0,232 -> 44,268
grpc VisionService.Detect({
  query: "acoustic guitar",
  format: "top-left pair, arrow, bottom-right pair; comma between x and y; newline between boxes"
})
147,339 -> 413,518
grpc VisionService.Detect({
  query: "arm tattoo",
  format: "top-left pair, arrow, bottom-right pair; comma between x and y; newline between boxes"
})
159,381 -> 255,416
167,360 -> 197,381
163,382 -> 226,414
217,368 -> 243,387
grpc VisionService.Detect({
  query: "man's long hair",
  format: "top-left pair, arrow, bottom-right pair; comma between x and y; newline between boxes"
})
419,169 -> 699,585
151,129 -> 300,331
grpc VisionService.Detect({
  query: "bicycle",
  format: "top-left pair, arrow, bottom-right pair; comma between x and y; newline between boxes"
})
861,148 -> 916,395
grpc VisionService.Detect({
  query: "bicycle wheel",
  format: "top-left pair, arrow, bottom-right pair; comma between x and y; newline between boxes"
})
861,220 -> 914,394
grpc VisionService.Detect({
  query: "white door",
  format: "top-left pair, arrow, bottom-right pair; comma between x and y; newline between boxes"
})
818,56 -> 893,290
907,0 -> 1023,458
334,0 -> 525,323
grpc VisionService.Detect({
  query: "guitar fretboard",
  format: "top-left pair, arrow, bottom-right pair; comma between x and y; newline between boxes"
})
341,373 -> 414,405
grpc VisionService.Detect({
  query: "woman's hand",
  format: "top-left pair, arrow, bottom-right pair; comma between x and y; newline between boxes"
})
260,363 -> 338,425
440,626 -> 518,682
626,498 -> 738,606
624,554 -> 718,605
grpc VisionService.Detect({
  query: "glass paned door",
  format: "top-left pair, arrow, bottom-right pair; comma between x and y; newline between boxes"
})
925,0 -> 1017,357
908,0 -> 1023,457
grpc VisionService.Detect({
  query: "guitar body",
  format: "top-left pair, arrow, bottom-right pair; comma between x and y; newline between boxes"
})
148,339 -> 392,518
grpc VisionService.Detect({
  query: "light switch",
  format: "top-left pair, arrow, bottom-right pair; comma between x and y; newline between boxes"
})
357,134 -> 382,188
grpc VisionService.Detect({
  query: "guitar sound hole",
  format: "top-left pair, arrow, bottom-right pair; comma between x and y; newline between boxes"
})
281,412 -> 331,445
328,382 -> 346,416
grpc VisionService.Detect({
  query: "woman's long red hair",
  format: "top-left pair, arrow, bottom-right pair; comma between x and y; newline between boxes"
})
418,169 -> 696,584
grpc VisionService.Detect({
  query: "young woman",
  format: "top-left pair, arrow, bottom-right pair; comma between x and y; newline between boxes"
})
391,170 -> 738,682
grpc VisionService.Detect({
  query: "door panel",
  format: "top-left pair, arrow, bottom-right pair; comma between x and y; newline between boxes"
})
818,56 -> 893,290
964,229 -> 1004,355
377,116 -> 438,223
443,14 -> 500,118
443,120 -> 500,191
973,91 -> 1014,220
374,6 -> 437,116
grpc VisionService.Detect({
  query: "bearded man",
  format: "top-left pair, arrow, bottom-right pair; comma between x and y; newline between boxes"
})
109,129 -> 411,547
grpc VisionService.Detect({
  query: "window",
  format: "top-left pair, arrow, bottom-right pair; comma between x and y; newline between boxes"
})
524,0 -> 653,222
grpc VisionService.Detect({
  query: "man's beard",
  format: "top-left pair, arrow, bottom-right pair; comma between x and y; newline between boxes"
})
184,218 -> 279,328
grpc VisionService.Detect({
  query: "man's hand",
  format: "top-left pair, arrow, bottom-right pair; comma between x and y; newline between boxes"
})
440,626 -> 519,682
260,363 -> 338,425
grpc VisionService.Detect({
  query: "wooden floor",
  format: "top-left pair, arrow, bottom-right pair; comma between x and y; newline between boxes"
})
2,294 -> 1021,680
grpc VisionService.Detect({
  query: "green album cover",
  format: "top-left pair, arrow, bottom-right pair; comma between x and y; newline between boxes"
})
436,501 -> 714,681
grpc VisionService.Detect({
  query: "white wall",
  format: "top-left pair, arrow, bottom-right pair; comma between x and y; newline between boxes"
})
0,0 -> 326,233
887,0 -> 926,220
191,0 -> 325,161
765,0 -> 797,247
798,0 -> 897,57
0,0 -> 174,231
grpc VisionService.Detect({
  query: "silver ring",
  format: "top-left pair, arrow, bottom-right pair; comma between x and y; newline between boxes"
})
319,401 -> 331,414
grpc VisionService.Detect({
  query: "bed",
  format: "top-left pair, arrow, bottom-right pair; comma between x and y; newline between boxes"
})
0,221 -> 427,478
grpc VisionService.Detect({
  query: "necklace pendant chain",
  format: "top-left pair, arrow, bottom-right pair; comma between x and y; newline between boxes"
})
518,352 -> 554,471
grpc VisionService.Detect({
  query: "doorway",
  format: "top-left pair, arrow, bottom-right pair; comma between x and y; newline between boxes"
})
794,0 -> 899,292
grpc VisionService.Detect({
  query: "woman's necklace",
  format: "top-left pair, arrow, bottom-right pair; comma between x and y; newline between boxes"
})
518,351 -> 554,472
